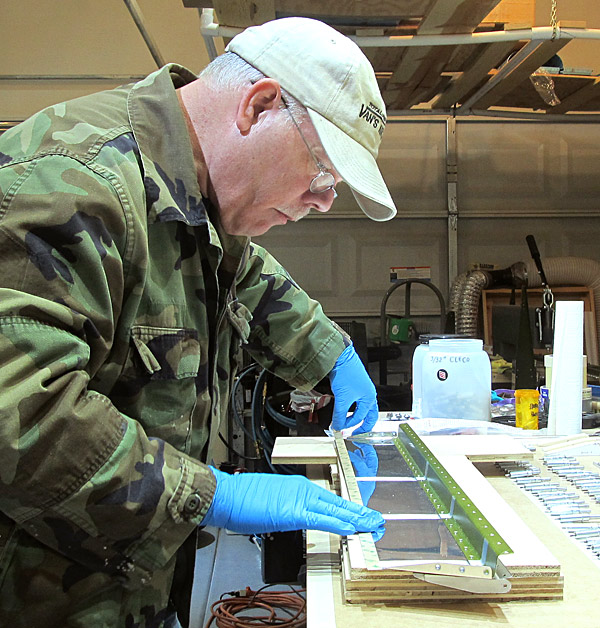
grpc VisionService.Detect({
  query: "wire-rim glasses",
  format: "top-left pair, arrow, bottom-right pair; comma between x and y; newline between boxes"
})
282,99 -> 336,195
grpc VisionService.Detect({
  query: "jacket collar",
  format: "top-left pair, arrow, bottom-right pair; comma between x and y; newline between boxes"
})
127,64 -> 249,267
127,64 -> 208,228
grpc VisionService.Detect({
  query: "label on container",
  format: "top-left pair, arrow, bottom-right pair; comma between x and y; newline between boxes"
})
430,355 -> 471,364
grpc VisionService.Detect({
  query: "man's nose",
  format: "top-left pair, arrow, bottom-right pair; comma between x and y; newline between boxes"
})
306,188 -> 336,213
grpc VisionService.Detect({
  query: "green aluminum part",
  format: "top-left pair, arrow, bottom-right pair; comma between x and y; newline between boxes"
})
394,423 -> 513,570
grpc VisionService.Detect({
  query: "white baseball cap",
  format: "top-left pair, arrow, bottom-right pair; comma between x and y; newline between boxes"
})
226,17 -> 397,221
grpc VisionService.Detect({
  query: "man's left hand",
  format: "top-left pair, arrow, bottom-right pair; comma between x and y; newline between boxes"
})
329,344 -> 378,435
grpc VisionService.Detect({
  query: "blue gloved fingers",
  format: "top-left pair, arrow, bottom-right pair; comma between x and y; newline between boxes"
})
349,400 -> 379,435
372,521 -> 386,542
304,512 -> 358,536
331,397 -> 379,432
305,508 -> 384,536
329,345 -> 378,432
310,493 -> 385,531
310,484 -> 375,516
330,401 -> 357,431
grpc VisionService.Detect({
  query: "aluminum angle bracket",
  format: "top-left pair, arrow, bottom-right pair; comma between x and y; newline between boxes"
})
413,572 -> 512,594
413,559 -> 512,593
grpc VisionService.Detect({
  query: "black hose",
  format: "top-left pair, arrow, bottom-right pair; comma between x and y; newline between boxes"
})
251,368 -> 297,475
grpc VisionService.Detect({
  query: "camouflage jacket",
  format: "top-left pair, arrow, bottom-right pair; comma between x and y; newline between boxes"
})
0,64 -> 346,626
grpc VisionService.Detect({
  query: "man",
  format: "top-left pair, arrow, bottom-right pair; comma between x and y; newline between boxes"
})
0,16 -> 396,627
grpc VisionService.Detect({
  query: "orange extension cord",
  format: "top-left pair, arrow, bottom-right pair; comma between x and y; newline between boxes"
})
204,584 -> 307,628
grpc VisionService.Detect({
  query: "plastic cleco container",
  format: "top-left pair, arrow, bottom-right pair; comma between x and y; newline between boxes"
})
420,338 -> 491,422
412,334 -> 469,418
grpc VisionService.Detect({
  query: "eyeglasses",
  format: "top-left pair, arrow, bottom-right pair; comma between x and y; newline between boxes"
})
282,102 -> 337,195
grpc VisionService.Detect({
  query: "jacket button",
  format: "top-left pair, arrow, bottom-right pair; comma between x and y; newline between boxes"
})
184,493 -> 202,515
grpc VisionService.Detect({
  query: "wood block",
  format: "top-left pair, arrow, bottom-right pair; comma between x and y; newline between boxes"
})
422,434 -> 534,461
483,0 -> 535,27
271,436 -> 336,464
557,20 -> 587,29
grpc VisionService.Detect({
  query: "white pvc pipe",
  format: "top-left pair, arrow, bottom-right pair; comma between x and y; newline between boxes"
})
350,27 -> 567,48
199,10 -> 600,48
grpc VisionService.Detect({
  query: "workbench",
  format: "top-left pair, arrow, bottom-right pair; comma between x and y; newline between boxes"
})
284,435 -> 600,628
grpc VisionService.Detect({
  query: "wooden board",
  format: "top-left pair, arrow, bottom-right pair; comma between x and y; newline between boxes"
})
272,432 -> 534,465
271,436 -> 336,464
422,434 -> 534,461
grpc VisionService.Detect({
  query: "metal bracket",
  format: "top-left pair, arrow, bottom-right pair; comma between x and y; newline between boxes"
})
413,558 -> 512,593
414,572 -> 512,594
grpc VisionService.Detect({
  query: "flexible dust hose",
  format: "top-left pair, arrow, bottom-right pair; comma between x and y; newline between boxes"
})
525,256 -> 600,361
448,272 -> 468,314
450,263 -> 526,338
455,270 -> 492,336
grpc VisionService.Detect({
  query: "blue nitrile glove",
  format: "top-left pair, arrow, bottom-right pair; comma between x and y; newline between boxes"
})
329,344 -> 378,435
348,442 -> 378,508
202,468 -> 385,541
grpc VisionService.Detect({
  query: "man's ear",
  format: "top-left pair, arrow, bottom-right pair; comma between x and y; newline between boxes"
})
236,78 -> 281,135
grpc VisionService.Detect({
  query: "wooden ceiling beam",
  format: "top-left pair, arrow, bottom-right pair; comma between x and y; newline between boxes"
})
211,0 -> 276,28
458,38 -> 569,111
432,40 -> 516,109
386,0 -> 503,108
547,77 -> 600,114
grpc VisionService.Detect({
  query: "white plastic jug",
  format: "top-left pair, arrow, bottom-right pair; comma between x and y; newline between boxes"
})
419,338 -> 491,422
412,334 -> 468,417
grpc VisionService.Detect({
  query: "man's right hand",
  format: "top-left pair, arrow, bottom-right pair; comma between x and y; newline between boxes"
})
201,467 -> 385,541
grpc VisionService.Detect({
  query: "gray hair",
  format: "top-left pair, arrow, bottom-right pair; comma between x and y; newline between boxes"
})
200,51 -> 307,122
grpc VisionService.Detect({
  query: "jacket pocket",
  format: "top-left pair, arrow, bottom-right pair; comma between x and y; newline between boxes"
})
125,325 -> 201,381
114,326 -> 203,448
